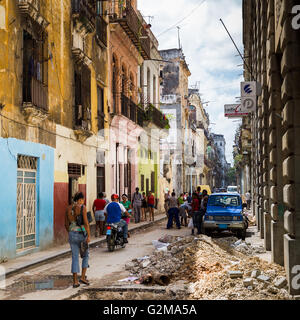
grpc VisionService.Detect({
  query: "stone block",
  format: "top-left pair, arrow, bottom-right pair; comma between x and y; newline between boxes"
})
263,186 -> 269,198
269,129 -> 276,147
228,271 -> 243,279
268,93 -> 281,111
251,270 -> 261,278
282,71 -> 300,104
282,156 -> 295,185
274,277 -> 287,289
269,112 -> 276,129
257,274 -> 271,283
268,73 -> 281,93
270,167 -> 277,183
269,147 -> 277,165
281,43 -> 300,77
282,100 -> 294,129
268,286 -> 279,294
270,186 -> 277,202
282,129 -> 294,158
284,211 -> 295,236
243,278 -> 254,287
283,184 -> 295,209
271,203 -> 279,220
264,199 -> 269,211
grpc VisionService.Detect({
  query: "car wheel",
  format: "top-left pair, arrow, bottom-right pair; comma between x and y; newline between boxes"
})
204,229 -> 211,237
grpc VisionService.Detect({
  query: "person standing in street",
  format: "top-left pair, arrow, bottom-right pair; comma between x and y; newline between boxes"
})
245,190 -> 251,210
199,190 -> 209,234
147,191 -> 155,222
167,192 -> 181,229
132,187 -> 143,223
191,192 -> 201,235
92,192 -> 107,237
65,192 -> 90,288
141,192 -> 148,221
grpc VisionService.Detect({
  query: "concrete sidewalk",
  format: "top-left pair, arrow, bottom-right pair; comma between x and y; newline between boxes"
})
2,213 -> 168,278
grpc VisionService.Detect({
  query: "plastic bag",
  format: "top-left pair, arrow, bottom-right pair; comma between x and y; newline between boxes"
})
188,219 -> 194,229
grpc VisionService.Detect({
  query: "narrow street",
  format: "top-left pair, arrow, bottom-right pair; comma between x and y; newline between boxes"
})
0,0 -> 300,304
0,215 -> 294,301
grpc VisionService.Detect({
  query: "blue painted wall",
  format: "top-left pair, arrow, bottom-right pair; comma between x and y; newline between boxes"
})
0,138 -> 54,260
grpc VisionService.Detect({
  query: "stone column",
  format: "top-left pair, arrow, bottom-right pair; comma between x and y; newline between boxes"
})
281,0 -> 300,295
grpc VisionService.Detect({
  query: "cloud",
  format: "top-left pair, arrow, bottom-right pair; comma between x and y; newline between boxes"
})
139,0 -> 243,165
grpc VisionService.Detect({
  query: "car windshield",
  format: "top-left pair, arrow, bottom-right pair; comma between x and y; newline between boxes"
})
227,187 -> 237,192
208,195 -> 241,207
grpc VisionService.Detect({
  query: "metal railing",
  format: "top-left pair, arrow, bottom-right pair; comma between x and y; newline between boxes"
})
145,104 -> 169,129
121,93 -> 144,127
109,0 -> 151,59
23,77 -> 48,112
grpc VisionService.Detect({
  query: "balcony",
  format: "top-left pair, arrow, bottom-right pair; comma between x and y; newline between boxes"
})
144,104 -> 170,129
72,0 -> 96,34
121,93 -> 145,127
17,0 -> 49,28
74,104 -> 92,142
96,15 -> 108,48
22,77 -> 49,124
109,0 -> 151,60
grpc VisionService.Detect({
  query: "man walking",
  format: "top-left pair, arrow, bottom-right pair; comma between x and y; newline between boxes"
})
245,190 -> 251,210
167,192 -> 181,230
132,187 -> 143,223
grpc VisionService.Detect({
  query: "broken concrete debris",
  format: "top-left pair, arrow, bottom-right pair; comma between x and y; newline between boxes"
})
123,234 -> 292,300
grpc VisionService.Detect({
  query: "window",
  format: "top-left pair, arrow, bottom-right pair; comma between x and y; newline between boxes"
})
151,171 -> 155,193
153,75 -> 156,105
97,166 -> 105,195
74,65 -> 91,130
97,86 -> 105,135
23,29 -> 48,111
141,175 -> 145,191
96,0 -> 104,15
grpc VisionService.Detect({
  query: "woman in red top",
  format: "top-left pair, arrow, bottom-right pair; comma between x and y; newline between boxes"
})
93,192 -> 107,237
147,191 -> 155,222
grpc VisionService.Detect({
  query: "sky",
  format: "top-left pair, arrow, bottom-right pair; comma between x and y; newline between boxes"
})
138,0 -> 244,165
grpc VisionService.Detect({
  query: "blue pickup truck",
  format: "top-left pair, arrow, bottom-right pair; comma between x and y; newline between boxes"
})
203,193 -> 247,240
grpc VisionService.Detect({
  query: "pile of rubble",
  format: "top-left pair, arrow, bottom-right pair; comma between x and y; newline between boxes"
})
213,237 -> 266,255
124,234 -> 293,300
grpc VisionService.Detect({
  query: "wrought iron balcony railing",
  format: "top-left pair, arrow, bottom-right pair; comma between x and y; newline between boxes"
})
121,93 -> 145,127
109,0 -> 151,60
144,104 -> 169,129
72,0 -> 96,33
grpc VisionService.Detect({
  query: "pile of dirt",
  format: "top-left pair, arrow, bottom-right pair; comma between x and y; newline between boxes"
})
124,234 -> 292,300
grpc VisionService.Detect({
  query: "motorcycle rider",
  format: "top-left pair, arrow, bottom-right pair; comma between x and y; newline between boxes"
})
104,194 -> 129,243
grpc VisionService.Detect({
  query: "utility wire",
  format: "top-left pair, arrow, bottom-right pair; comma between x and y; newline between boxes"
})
157,0 -> 207,38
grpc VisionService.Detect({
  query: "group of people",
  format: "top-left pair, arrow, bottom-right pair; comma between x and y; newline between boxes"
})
92,188 -> 156,237
164,187 -> 209,235
64,188 -> 157,288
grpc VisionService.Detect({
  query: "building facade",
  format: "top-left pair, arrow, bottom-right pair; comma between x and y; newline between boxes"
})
243,0 -> 300,294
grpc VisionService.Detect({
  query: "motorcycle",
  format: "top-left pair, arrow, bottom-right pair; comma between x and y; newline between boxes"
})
106,223 -> 126,252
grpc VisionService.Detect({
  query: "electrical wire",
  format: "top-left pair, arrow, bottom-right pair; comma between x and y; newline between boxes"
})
156,0 -> 207,38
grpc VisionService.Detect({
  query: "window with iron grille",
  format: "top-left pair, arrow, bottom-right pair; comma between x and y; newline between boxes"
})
68,163 -> 82,177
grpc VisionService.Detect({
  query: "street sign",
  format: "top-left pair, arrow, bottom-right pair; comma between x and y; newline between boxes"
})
241,81 -> 257,97
224,104 -> 250,118
241,96 -> 256,113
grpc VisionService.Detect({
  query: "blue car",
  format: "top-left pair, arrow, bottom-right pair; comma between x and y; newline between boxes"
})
203,193 -> 247,239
